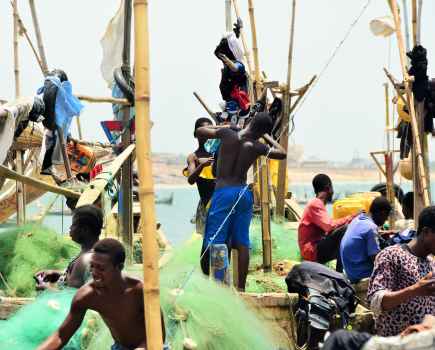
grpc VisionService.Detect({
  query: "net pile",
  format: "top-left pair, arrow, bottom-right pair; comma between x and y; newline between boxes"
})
0,224 -> 79,297
0,289 -> 99,350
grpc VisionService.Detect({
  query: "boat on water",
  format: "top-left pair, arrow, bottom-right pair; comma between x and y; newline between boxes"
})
0,0 -> 433,349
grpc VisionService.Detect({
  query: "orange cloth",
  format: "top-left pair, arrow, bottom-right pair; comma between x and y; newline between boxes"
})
298,198 -> 352,261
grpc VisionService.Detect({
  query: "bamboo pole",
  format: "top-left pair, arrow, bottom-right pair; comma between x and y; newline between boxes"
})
247,0 -> 261,89
12,0 -> 26,225
225,0 -> 232,32
276,0 -> 296,218
0,165 -> 81,198
388,0 -> 430,208
401,0 -> 411,52
411,0 -> 417,45
76,95 -> 131,105
231,0 -> 253,75
259,157 -> 272,271
28,0 -> 48,75
133,1 -> 163,349
193,92 -> 218,123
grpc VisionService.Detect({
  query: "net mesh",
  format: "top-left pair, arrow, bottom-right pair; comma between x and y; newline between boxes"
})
0,224 -> 79,297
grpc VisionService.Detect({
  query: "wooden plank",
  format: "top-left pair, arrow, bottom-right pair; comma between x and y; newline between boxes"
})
0,165 -> 80,199
76,95 -> 130,106
76,144 -> 136,207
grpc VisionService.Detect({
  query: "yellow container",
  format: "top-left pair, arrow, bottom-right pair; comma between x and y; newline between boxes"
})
333,192 -> 381,219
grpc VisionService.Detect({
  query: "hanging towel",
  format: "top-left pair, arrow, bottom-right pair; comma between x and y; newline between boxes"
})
225,32 -> 244,62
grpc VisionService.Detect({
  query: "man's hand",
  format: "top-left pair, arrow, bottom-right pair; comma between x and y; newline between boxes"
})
35,270 -> 62,283
400,323 -> 432,337
197,157 -> 214,167
413,272 -> 435,297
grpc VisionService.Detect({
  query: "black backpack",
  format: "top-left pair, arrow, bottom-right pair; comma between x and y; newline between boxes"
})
285,262 -> 357,350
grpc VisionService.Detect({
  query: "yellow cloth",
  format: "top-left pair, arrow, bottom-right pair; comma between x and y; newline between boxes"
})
182,164 -> 215,180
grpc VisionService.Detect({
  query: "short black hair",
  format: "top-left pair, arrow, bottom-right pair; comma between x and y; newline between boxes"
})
312,174 -> 332,194
369,196 -> 392,214
417,206 -> 435,235
194,117 -> 213,137
250,112 -> 273,135
73,205 -> 103,237
93,238 -> 126,268
402,191 -> 414,212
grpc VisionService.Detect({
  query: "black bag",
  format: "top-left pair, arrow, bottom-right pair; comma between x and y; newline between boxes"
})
286,262 -> 357,350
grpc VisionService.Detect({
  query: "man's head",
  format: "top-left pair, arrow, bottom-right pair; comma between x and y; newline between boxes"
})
70,205 -> 103,245
402,191 -> 414,220
312,174 -> 333,202
247,112 -> 273,139
90,238 -> 126,288
416,206 -> 435,255
194,117 -> 213,143
369,196 -> 392,226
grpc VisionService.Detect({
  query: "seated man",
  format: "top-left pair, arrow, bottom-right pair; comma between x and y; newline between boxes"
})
340,196 -> 392,283
37,238 -> 165,350
395,191 -> 414,231
322,315 -> 435,350
367,206 -> 435,336
298,174 -> 354,271
35,204 -> 103,289
196,112 -> 286,291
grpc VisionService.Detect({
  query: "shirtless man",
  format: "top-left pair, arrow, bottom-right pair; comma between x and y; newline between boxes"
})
37,238 -> 165,350
196,112 -> 286,291
35,204 -> 103,289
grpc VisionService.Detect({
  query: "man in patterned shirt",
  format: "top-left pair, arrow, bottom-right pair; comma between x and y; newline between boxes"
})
367,206 -> 435,336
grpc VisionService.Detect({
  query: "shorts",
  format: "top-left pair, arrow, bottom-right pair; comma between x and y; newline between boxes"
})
203,185 -> 253,248
111,342 -> 170,350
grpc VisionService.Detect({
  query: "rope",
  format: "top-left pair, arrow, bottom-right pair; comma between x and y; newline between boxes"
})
175,0 -> 373,297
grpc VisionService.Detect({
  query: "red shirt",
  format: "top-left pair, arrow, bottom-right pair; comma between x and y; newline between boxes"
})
298,198 -> 352,261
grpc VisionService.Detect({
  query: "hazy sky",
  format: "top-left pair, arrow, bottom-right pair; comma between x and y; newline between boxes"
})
1,0 -> 434,161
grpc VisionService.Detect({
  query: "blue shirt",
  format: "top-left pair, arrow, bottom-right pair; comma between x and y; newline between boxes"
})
340,213 -> 380,283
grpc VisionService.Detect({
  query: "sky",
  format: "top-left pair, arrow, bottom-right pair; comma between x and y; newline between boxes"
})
0,0 -> 434,162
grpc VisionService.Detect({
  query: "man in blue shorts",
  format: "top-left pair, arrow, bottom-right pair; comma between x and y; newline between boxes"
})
196,112 -> 286,291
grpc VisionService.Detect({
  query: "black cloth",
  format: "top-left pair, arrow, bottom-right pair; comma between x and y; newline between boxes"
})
196,177 -> 215,206
219,64 -> 248,102
321,330 -> 371,350
316,225 -> 347,272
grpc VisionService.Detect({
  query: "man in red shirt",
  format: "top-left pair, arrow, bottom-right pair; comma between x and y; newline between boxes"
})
298,174 -> 353,271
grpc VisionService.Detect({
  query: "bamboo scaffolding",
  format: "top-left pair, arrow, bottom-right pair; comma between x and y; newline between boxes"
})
0,165 -> 80,199
193,92 -> 218,123
225,0 -> 232,32
133,0 -> 163,349
388,0 -> 430,209
231,0 -> 254,75
28,0 -> 48,75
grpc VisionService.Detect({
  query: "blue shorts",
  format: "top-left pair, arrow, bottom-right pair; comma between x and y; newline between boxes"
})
111,343 -> 170,350
203,185 -> 253,248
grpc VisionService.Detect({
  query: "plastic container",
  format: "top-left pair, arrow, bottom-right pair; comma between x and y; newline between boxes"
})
333,192 -> 381,219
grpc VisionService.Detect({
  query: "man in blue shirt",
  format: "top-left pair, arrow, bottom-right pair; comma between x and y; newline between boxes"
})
340,196 -> 392,283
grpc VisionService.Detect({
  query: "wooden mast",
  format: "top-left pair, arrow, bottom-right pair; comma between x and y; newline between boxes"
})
276,0 -> 296,218
225,0 -> 232,32
120,0 -> 134,260
133,1 -> 163,349
12,0 -> 26,225
231,0 -> 253,75
388,0 -> 430,215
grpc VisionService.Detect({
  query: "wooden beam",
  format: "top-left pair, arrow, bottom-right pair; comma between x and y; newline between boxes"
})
0,165 -> 80,198
370,152 -> 387,178
231,0 -> 254,75
76,144 -> 136,207
247,0 -> 261,86
193,92 -> 218,123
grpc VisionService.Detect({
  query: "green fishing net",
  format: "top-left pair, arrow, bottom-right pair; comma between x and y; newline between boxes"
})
0,289 -> 99,350
0,224 -> 79,297
247,218 -> 300,293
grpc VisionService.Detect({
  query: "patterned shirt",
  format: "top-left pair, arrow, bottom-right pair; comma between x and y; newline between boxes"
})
367,244 -> 435,336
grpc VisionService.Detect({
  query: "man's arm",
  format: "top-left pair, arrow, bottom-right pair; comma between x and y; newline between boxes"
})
260,134 -> 286,160
309,201 -> 350,234
37,291 -> 87,350
195,125 -> 232,140
186,154 -> 213,185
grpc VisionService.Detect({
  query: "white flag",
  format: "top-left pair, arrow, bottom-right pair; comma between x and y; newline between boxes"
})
100,0 -> 125,88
